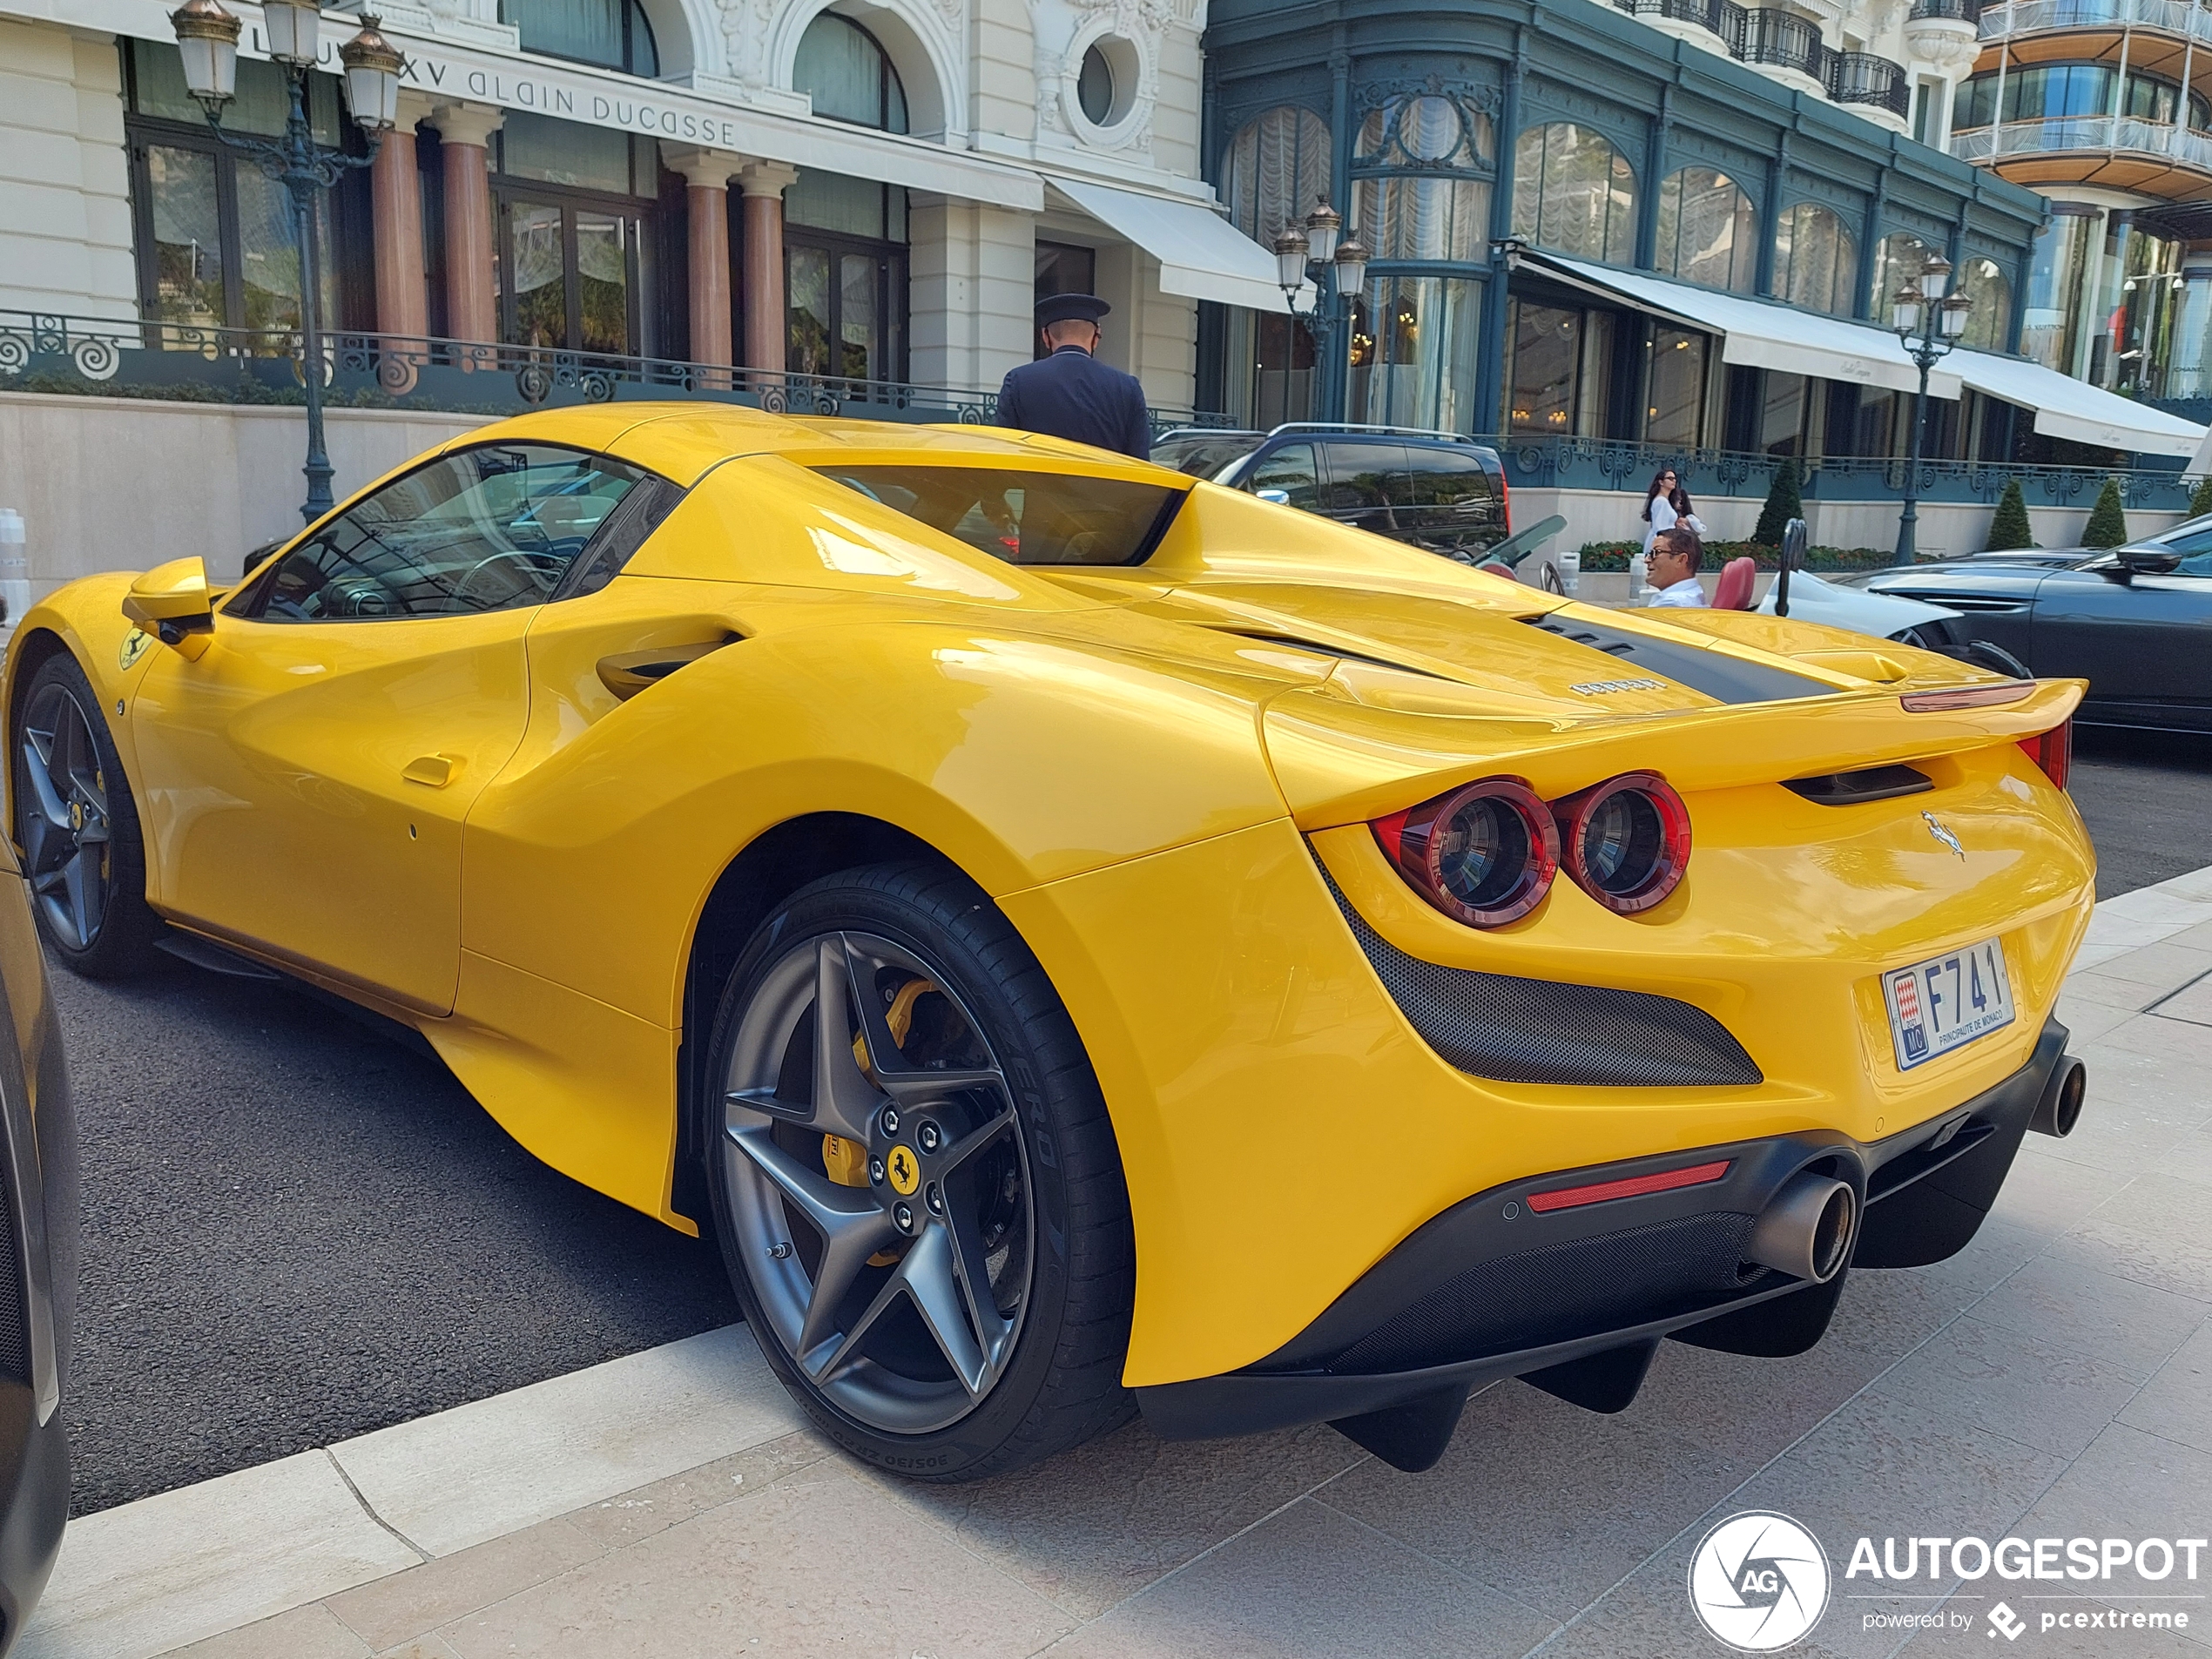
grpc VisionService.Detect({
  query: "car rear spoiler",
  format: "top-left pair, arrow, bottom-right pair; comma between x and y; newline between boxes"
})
1265,676 -> 2085,829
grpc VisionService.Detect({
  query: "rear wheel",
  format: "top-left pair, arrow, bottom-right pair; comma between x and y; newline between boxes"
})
12,655 -> 160,976
704,861 -> 1135,1480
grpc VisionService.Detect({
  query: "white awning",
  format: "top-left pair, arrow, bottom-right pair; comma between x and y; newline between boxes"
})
1535,253 -> 2209,458
1050,179 -> 1291,314
1534,254 -> 1959,399
1944,348 -> 2207,459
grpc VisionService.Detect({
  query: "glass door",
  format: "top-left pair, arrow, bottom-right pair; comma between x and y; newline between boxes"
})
786,232 -> 904,392
496,192 -> 646,357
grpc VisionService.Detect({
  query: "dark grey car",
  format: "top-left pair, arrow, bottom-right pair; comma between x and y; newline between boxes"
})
1151,424 -> 1514,566
1854,514 -> 2212,732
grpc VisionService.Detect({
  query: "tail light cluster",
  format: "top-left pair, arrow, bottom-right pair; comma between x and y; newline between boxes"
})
1372,772 -> 1692,928
2019,720 -> 2071,791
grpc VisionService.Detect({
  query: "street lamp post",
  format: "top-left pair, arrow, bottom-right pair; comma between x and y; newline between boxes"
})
167,0 -> 405,524
1890,253 -> 1973,567
1273,199 -> 1369,421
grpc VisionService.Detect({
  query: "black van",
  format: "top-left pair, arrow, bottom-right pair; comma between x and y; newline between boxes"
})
1151,423 -> 1510,561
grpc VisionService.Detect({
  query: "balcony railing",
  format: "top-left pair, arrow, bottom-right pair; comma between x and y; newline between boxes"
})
1980,0 -> 2212,39
0,311 -> 1231,437
1827,51 -> 1912,114
1613,0 -> 1910,115
1910,0 -> 1982,21
1490,433 -> 2190,508
1950,115 -> 2212,172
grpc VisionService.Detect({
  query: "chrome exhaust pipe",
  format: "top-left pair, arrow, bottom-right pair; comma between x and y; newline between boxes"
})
1745,1173 -> 1856,1284
2030,1055 -> 2086,1138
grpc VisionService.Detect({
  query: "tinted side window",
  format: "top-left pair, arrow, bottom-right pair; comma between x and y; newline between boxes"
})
1247,443 -> 1320,510
1319,442 -> 1412,512
241,444 -> 646,620
1402,447 -> 1494,507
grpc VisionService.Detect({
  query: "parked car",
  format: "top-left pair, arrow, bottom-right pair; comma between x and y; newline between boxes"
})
1152,423 -> 1534,577
10,405 -> 2093,1486
1844,513 -> 2212,731
0,808 -> 78,1647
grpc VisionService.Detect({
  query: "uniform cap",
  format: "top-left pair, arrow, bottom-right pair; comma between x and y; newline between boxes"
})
1035,291 -> 1111,327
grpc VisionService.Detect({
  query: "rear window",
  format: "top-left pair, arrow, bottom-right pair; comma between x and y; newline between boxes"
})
814,466 -> 1187,566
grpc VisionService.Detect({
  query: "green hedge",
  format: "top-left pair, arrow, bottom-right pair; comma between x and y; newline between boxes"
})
1575,540 -> 1894,573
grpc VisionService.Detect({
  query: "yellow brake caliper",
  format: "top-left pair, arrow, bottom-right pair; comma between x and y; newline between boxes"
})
824,979 -> 940,1263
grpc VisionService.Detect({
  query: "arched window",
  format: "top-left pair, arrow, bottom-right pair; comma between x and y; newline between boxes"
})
1511,123 -> 1635,266
1357,93 -> 1493,168
1773,202 -> 1858,316
1655,166 -> 1757,293
1957,256 -> 2013,351
1352,92 -> 1492,265
1222,106 -> 1331,242
1871,230 -> 1931,317
795,13 -> 908,133
501,0 -> 658,76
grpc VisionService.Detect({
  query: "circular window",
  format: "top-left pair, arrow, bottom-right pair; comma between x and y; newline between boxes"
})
1077,44 -> 1116,126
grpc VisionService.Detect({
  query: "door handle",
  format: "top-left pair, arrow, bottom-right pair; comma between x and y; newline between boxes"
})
403,753 -> 464,788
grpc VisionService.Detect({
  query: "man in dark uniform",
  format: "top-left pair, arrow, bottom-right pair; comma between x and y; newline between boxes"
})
995,293 -> 1152,458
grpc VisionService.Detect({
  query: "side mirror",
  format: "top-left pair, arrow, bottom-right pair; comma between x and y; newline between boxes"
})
1255,488 -> 1292,506
122,556 -> 215,658
2112,544 -> 2181,577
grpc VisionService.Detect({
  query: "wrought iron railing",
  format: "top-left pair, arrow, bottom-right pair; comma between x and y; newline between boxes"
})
1909,0 -> 1980,21
0,311 -> 1235,438
1613,0 -> 1911,116
1485,433 -> 2191,509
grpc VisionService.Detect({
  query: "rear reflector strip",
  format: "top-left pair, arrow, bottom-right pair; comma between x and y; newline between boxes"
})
1899,680 -> 2036,711
1527,1158 -> 1734,1213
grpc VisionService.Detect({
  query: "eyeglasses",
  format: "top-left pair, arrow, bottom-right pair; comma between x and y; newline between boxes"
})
1660,473 -> 1677,482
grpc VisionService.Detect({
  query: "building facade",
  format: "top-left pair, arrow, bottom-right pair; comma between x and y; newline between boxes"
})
0,0 -> 1291,566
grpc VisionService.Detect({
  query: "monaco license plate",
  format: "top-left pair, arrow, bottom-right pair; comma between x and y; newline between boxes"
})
1883,937 -> 2015,1071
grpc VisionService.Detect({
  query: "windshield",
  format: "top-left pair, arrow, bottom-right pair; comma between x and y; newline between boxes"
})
814,466 -> 1187,566
1150,432 -> 1262,480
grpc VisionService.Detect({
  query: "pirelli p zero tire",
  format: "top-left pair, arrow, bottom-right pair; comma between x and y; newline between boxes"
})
704,861 -> 1136,1481
12,653 -> 161,978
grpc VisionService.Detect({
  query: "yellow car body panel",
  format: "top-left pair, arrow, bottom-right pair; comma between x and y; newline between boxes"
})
4,403 -> 2097,1392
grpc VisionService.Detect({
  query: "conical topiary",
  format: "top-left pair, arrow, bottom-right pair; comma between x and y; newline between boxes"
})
1752,455 -> 1803,547
2080,476 -> 2129,548
1985,477 -> 2032,551
2188,473 -> 2212,518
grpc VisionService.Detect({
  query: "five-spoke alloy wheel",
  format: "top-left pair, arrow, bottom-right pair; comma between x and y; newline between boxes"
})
13,656 -> 158,975
705,863 -> 1133,1480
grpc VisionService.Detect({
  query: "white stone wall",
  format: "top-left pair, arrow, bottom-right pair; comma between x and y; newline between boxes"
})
0,393 -> 492,597
907,195 -> 1035,396
0,17 -> 135,321
1509,483 -> 2186,562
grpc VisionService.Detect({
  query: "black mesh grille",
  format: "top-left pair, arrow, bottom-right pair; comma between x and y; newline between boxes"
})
0,1159 -> 25,1385
1318,862 -> 1763,1087
1316,1212 -> 1770,1374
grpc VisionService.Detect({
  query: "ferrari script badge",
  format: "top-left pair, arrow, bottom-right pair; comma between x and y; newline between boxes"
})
886,1143 -> 921,1196
1922,812 -> 1966,860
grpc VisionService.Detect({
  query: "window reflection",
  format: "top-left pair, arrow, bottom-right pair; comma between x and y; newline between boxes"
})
1511,123 -> 1636,265
1773,202 -> 1858,316
1345,276 -> 1484,432
1645,327 -> 1708,448
1656,167 -> 1757,293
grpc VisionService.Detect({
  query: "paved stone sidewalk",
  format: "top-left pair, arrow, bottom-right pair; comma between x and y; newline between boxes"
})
27,867 -> 2212,1659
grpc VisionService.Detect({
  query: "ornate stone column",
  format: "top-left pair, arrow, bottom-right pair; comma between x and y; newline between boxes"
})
664,145 -> 744,378
428,101 -> 504,347
369,90 -> 438,342
738,160 -> 799,376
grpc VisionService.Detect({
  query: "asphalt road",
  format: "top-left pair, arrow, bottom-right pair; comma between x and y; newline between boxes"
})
53,732 -> 2212,1514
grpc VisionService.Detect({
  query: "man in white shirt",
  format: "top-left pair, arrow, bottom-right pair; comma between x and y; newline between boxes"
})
1645,525 -> 1707,609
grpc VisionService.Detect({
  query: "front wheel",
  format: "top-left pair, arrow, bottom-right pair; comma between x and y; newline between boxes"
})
704,862 -> 1134,1480
12,654 -> 161,976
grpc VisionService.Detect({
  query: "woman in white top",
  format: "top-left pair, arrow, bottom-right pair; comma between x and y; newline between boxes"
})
1639,467 -> 1707,553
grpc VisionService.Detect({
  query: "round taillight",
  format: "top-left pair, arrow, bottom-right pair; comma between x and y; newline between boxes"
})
1556,772 -> 1690,914
1374,777 -> 1559,927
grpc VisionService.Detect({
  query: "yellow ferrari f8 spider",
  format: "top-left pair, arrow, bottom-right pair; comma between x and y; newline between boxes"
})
6,406 -> 2094,1479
